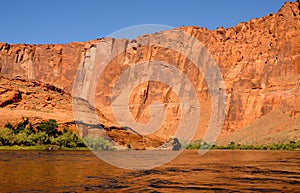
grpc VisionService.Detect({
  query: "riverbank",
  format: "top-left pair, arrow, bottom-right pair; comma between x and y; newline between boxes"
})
1,144 -> 299,151
2,119 -> 299,151
0,145 -> 89,151
184,140 -> 300,150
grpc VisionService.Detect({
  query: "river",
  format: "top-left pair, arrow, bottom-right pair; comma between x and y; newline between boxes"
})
0,150 -> 299,192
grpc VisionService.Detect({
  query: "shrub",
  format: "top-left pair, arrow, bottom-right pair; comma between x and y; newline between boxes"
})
36,119 -> 58,137
4,122 -> 13,130
184,140 -> 202,149
56,131 -> 84,148
33,131 -> 49,145
0,128 -> 15,146
228,142 -> 236,149
83,136 -> 114,150
14,119 -> 30,134
15,132 -> 28,146
201,141 -> 212,149
0,119 -> 91,148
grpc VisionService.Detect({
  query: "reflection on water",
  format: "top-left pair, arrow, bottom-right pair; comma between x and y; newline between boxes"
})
0,150 -> 299,192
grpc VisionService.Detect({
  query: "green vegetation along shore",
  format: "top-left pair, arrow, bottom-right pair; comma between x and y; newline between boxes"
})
0,145 -> 89,151
1,119 -> 299,151
0,119 -> 114,151
184,140 -> 300,150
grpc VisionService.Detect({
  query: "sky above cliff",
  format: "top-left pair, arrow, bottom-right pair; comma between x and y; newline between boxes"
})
1,0 -> 290,44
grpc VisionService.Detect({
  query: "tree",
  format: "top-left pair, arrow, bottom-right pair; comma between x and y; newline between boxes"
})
36,119 -> 58,136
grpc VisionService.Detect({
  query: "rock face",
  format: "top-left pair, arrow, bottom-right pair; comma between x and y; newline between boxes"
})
0,1 -> 300,144
0,77 -> 73,128
0,77 -> 163,149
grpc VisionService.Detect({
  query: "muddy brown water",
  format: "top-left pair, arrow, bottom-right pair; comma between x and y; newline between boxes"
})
0,150 -> 299,192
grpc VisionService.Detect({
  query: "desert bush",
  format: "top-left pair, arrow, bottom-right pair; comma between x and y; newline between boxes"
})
184,140 -> 202,149
0,119 -> 89,148
15,132 -> 28,145
36,119 -> 59,137
183,139 -> 300,150
83,136 -> 114,150
4,122 -> 13,130
228,142 -> 236,149
0,128 -> 15,146
56,130 -> 85,148
32,131 -> 50,145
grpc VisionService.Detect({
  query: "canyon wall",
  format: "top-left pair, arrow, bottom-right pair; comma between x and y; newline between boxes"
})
0,1 -> 300,140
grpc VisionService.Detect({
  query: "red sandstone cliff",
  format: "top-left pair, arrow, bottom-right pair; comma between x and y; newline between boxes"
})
0,1 -> 299,145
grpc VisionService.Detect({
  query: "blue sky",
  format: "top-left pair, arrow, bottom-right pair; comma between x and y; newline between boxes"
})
0,0 -> 289,44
